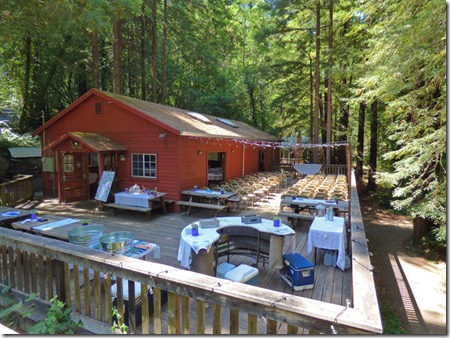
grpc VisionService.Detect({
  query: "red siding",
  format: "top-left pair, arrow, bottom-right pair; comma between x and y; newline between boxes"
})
38,93 -> 277,211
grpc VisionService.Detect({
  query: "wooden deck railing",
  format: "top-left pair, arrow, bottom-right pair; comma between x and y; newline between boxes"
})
0,173 -> 382,334
272,163 -> 347,176
0,174 -> 34,207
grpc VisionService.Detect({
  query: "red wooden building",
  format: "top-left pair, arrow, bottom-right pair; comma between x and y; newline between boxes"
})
32,89 -> 280,209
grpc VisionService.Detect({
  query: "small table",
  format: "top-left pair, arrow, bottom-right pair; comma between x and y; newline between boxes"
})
307,216 -> 346,271
177,216 -> 295,275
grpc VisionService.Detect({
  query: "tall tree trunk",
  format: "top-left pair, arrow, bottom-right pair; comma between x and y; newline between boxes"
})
20,33 -> 32,133
151,0 -> 157,102
161,0 -> 168,104
77,62 -> 88,97
356,100 -> 366,181
326,0 -> 333,164
113,19 -> 124,95
313,0 -> 321,163
140,1 -> 147,100
309,54 -> 313,145
92,30 -> 100,89
367,99 -> 378,191
337,102 -> 349,164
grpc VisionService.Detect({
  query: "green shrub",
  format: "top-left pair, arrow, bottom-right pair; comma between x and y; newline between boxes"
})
28,296 -> 82,334
0,286 -> 36,330
380,302 -> 409,334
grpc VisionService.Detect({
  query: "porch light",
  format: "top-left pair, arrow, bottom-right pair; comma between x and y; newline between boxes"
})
159,133 -> 167,138
197,151 -> 203,155
71,140 -> 80,146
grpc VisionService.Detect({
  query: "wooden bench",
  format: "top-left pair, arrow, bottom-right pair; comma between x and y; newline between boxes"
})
278,211 -> 315,227
177,201 -> 226,217
104,203 -> 152,219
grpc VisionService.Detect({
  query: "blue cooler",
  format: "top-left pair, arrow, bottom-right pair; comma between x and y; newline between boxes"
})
281,253 -> 315,291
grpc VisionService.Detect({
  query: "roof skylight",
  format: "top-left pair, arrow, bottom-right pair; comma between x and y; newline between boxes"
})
187,112 -> 212,124
217,117 -> 238,128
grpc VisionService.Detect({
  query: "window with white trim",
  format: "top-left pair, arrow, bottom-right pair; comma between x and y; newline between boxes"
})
132,153 -> 157,178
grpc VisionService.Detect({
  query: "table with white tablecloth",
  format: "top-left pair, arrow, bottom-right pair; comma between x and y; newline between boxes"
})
115,192 -> 152,208
307,216 -> 346,271
113,191 -> 167,214
177,216 -> 295,275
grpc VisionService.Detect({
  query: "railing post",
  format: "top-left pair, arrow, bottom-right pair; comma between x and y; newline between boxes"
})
53,259 -> 66,303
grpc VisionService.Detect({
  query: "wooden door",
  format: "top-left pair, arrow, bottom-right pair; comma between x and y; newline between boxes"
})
61,152 -> 88,203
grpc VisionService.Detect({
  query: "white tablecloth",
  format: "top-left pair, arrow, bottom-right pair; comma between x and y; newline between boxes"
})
115,192 -> 150,208
177,216 -> 295,269
307,216 -> 346,271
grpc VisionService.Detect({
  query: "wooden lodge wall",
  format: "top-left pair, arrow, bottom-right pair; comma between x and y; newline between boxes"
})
39,93 -> 277,209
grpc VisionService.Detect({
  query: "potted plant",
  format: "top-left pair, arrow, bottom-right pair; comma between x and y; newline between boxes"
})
81,219 -> 89,226
273,216 -> 281,227
191,223 -> 199,236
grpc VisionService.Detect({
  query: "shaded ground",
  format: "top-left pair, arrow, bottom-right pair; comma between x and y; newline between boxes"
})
360,194 -> 446,334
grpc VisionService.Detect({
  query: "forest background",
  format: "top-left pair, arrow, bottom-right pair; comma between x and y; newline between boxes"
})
0,0 -> 446,251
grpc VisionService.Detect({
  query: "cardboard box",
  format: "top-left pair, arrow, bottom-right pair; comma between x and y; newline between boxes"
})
199,218 -> 220,229
224,264 -> 259,286
280,253 -> 315,291
241,215 -> 262,224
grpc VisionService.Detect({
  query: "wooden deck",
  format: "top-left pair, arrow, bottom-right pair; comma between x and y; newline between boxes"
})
2,172 -> 382,334
30,188 -> 352,309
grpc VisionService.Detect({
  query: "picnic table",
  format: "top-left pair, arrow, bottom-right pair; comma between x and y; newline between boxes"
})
0,206 -> 33,226
11,215 -> 104,240
177,189 -> 237,217
11,214 -> 160,260
279,196 -> 349,226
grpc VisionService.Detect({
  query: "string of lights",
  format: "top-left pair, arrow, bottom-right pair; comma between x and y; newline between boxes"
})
187,136 -> 350,149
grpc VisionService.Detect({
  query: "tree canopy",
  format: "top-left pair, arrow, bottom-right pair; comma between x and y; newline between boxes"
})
0,0 -> 446,237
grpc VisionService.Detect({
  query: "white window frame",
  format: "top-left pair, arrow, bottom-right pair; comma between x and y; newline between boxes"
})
131,153 -> 157,178
64,154 -> 74,173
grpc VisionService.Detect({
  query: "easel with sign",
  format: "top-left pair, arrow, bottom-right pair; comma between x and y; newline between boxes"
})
93,171 -> 115,215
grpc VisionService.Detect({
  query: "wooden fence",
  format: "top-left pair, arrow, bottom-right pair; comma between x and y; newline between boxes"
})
0,174 -> 34,207
0,172 -> 382,334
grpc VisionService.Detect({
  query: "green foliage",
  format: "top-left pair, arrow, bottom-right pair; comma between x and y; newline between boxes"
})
420,227 -> 446,261
28,296 -> 82,334
111,307 -> 128,334
379,302 -> 409,334
0,286 -> 36,330
359,0 -> 446,250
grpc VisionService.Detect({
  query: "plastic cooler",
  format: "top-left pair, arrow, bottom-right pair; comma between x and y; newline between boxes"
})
224,264 -> 259,286
216,262 -> 236,278
280,253 -> 315,291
